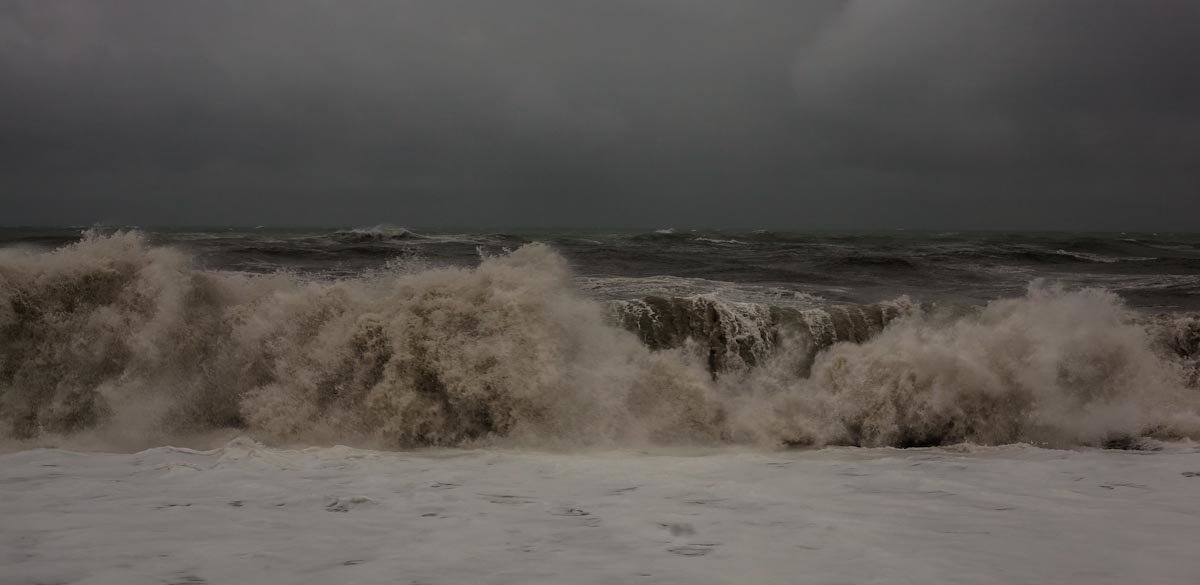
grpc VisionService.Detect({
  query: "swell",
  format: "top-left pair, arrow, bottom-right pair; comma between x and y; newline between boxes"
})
332,225 -> 426,242
2,231 -> 1199,450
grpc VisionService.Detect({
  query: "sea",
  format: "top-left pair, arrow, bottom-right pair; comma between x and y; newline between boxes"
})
2,224 -> 1199,448
6,226 -> 1200,309
2,226 -> 1199,584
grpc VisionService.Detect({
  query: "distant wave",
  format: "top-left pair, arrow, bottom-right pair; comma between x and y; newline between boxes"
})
693,237 -> 747,246
817,255 -> 922,272
326,227 -> 526,250
611,232 -> 1197,268
2,231 -> 1199,450
914,246 -> 1175,267
1050,249 -> 1161,264
332,225 -> 425,242
631,229 -> 691,242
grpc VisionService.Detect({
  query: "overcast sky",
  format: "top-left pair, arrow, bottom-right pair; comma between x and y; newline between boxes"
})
2,0 -> 1198,229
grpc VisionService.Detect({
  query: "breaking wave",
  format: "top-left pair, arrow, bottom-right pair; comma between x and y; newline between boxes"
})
2,231 -> 1198,451
332,225 -> 425,242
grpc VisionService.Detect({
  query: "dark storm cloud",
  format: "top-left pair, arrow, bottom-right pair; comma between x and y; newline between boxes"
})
793,1 -> 1200,168
1,0 -> 1197,228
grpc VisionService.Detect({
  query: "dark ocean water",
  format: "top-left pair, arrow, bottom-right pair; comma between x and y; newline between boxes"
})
4,225 -> 1199,310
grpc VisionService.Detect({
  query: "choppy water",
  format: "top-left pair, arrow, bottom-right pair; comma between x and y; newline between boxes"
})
2,226 -> 1199,450
6,225 -> 1199,309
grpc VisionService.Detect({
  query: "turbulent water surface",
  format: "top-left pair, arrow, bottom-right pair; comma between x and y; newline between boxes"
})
2,226 -> 1200,450
5,226 -> 1200,585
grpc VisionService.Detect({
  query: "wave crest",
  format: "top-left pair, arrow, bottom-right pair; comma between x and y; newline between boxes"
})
332,225 -> 424,242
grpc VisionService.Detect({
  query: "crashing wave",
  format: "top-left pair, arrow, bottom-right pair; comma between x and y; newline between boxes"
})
758,288 -> 1200,448
1,231 -> 1199,450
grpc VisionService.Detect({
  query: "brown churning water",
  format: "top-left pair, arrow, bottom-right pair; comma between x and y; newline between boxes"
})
2,230 -> 1199,451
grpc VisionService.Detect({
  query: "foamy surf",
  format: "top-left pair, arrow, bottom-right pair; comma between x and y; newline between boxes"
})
1,231 -> 1199,451
4,440 -> 1200,584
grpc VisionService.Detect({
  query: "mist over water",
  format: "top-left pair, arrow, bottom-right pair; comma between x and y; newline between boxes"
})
1,228 -> 1199,451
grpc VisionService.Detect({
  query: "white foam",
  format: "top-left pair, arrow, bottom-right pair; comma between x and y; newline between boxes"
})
577,274 -> 826,308
3,442 -> 1199,584
693,237 -> 747,245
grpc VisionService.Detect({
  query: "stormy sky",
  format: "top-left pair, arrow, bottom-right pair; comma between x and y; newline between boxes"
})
2,1 -> 1198,229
